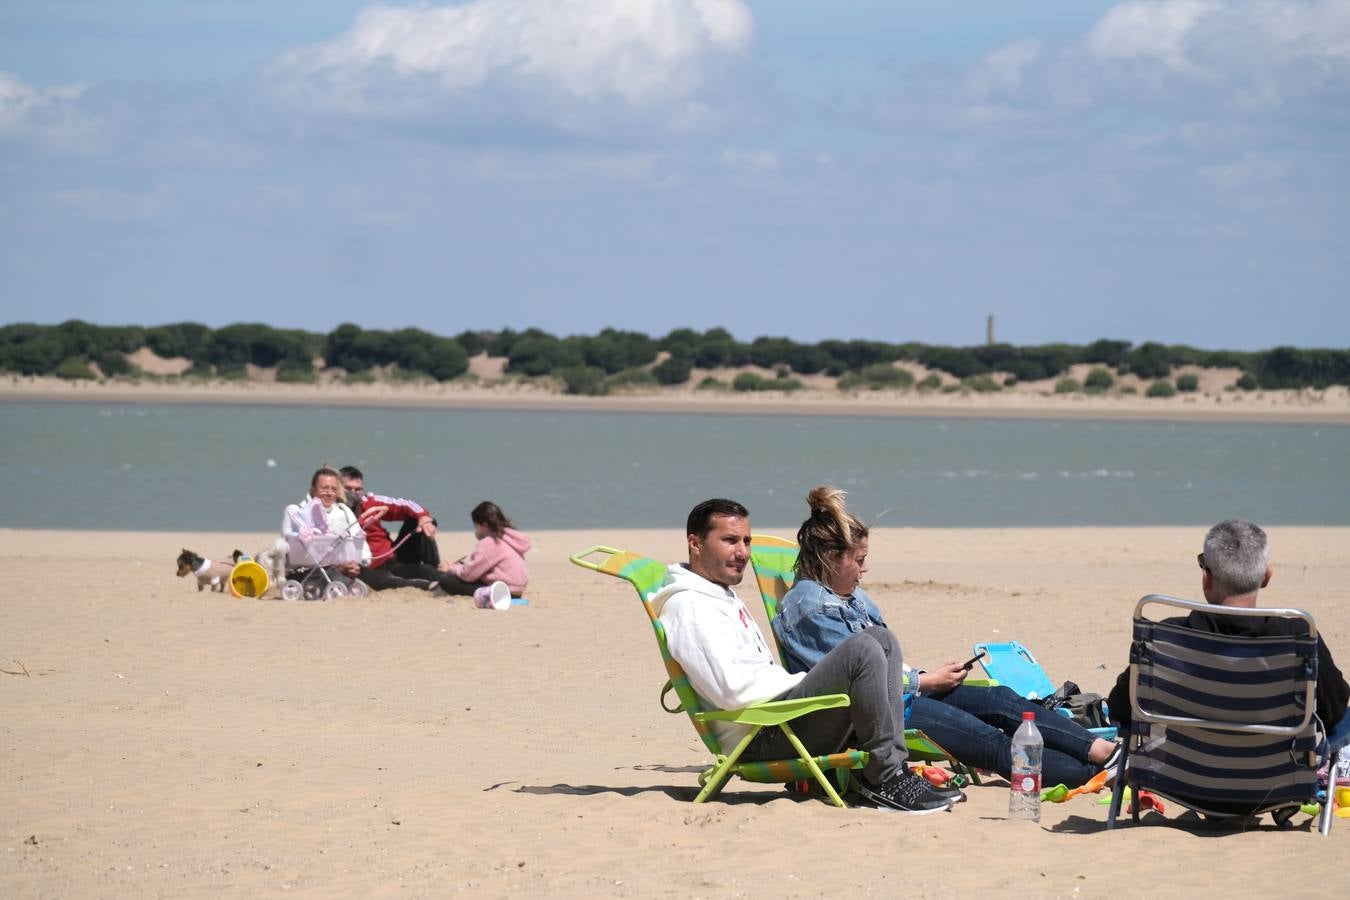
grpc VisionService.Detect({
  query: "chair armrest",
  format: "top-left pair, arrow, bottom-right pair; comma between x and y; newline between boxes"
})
696,693 -> 851,726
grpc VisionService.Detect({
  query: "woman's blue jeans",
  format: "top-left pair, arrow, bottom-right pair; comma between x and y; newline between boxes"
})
910,684 -> 1101,788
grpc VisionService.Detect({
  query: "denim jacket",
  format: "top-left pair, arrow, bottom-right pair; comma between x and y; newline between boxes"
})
773,578 -> 888,673
773,578 -> 914,722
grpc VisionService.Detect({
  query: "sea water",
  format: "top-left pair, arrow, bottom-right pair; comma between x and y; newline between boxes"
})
1,400 -> 1347,532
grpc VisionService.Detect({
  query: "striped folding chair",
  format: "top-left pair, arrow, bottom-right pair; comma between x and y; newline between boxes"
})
570,545 -> 867,808
1107,594 -> 1336,835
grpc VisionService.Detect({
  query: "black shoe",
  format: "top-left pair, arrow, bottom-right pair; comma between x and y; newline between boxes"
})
854,770 -> 954,814
929,779 -> 967,803
1101,740 -> 1125,784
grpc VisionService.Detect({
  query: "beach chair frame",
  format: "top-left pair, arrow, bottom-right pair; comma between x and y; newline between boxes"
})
974,640 -> 1118,741
1106,594 -> 1336,835
570,545 -> 866,808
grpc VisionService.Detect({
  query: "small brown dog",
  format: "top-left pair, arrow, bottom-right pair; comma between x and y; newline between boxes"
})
175,548 -> 241,592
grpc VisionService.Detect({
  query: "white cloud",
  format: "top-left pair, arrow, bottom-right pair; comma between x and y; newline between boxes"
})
0,69 -> 95,150
1087,0 -> 1217,74
1084,0 -> 1350,90
967,39 -> 1044,100
269,0 -> 754,130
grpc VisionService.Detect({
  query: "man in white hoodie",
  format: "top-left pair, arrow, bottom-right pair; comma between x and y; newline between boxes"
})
654,498 -> 955,813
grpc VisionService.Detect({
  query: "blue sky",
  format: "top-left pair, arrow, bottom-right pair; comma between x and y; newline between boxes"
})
1,0 -> 1346,350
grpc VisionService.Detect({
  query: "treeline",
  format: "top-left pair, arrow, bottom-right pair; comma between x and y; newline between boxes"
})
2,320 -> 1349,393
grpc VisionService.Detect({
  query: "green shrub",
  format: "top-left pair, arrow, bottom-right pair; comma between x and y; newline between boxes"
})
1084,367 -> 1114,390
1055,378 -> 1080,394
217,364 -> 249,381
940,383 -> 961,393
732,372 -> 764,392
916,373 -> 942,391
1083,385 -> 1106,396
388,367 -> 430,382
652,354 -> 692,385
1175,373 -> 1199,393
607,367 -> 658,389
276,365 -> 316,384
1235,372 -> 1259,391
1119,385 -> 1137,395
963,374 -> 1001,392
861,363 -> 914,387
559,365 -> 609,396
345,370 -> 376,384
838,363 -> 915,391
55,357 -> 96,380
1146,379 -> 1176,398
95,350 -> 135,377
733,372 -> 802,392
696,376 -> 728,391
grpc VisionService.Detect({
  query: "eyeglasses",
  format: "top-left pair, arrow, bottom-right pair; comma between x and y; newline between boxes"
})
1196,552 -> 1209,572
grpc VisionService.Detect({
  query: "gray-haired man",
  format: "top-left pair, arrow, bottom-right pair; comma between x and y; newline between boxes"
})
1107,519 -> 1349,747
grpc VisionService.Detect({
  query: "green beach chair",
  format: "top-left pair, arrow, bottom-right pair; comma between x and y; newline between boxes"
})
569,545 -> 867,808
747,533 -> 983,784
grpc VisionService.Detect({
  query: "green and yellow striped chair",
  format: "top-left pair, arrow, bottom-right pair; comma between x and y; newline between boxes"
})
748,533 -> 983,784
570,545 -> 867,808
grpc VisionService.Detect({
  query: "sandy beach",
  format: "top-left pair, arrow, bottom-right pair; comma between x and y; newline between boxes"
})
5,371 -> 1350,424
3,525 -> 1347,898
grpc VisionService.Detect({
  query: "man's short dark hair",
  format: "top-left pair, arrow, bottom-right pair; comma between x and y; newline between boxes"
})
687,499 -> 749,539
339,465 -> 363,480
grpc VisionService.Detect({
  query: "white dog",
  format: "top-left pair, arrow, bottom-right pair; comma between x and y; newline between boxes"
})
255,537 -> 290,593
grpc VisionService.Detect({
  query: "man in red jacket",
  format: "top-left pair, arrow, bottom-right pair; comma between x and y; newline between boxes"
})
340,465 -> 444,591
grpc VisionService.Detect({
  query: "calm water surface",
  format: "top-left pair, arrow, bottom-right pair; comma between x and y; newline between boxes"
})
2,401 -> 1347,531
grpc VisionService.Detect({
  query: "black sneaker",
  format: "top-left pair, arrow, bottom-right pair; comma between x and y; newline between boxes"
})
929,780 -> 967,803
854,769 -> 954,814
1101,740 -> 1125,784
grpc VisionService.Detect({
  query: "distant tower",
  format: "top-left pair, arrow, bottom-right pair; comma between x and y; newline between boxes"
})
986,315 -> 995,345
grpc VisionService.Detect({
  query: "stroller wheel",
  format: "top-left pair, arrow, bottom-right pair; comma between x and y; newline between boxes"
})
281,580 -> 303,602
324,581 -> 350,600
303,581 -> 324,602
348,579 -> 370,598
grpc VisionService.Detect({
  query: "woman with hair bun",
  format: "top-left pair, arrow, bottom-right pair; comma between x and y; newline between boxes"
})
773,485 -> 1120,790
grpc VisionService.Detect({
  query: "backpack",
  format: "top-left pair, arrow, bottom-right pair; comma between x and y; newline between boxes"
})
1039,680 -> 1111,730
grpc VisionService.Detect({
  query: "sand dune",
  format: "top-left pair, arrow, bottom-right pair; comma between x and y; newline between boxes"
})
2,526 -> 1347,898
5,374 -> 1350,424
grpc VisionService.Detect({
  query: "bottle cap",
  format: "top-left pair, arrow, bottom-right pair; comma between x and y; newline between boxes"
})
1022,711 -> 1035,720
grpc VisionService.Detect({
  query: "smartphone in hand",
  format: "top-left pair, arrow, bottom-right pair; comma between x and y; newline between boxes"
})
961,650 -> 987,671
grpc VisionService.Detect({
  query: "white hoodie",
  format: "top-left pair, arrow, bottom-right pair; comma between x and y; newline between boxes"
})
653,563 -> 804,750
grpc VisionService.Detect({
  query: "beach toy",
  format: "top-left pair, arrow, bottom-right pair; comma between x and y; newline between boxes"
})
1043,769 -> 1110,804
228,558 -> 270,599
913,764 -> 952,788
473,582 -> 513,610
1099,786 -> 1166,815
1336,786 -> 1350,814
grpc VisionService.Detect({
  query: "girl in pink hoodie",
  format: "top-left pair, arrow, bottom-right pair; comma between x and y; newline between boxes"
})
437,501 -> 532,601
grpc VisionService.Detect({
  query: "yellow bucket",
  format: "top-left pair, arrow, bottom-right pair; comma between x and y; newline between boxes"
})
229,559 -> 270,598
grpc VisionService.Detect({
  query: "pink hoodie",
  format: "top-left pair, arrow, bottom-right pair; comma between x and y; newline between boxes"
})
448,528 -> 532,593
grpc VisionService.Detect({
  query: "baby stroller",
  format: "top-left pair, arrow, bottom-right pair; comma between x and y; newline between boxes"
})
280,498 -> 371,601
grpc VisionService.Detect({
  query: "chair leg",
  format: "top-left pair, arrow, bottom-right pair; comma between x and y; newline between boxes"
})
693,726 -> 761,804
1320,744 -> 1343,836
778,722 -> 847,808
1106,742 -> 1129,830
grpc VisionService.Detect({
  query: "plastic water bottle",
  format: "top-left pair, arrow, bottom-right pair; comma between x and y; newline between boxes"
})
1008,711 -> 1043,822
